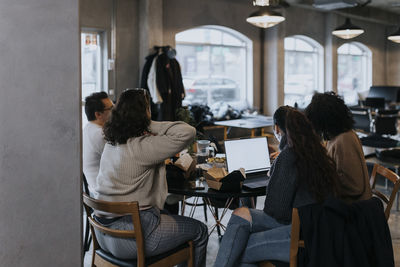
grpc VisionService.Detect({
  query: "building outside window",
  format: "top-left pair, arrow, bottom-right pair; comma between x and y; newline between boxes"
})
337,42 -> 372,105
81,31 -> 107,126
284,35 -> 324,108
175,25 -> 253,110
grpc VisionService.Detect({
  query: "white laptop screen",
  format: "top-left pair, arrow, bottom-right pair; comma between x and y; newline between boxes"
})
225,137 -> 271,174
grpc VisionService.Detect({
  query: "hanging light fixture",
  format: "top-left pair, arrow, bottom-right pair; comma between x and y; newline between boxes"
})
253,0 -> 275,6
388,27 -> 400,43
332,18 -> 364,39
246,7 -> 285,28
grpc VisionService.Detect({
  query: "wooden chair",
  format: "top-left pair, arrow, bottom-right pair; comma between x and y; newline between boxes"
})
369,163 -> 400,220
259,208 -> 304,267
82,173 -> 92,254
82,193 -> 194,267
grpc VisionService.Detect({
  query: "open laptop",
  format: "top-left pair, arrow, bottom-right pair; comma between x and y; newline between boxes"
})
224,137 -> 271,190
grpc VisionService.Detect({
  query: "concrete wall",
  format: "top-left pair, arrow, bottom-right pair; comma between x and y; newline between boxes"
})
387,25 -> 400,86
0,0 -> 81,266
80,0 -> 139,98
80,0 -> 400,114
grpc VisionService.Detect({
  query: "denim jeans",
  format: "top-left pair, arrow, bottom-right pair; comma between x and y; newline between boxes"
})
214,208 -> 291,267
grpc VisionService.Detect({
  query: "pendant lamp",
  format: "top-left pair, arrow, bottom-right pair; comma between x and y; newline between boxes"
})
246,7 -> 285,28
253,0 -> 268,5
388,27 -> 400,43
332,18 -> 364,39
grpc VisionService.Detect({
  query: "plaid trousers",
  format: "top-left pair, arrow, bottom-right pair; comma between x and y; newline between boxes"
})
95,207 -> 208,267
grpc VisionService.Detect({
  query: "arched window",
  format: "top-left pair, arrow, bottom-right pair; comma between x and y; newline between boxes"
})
337,42 -> 372,105
175,26 -> 253,109
284,35 -> 324,108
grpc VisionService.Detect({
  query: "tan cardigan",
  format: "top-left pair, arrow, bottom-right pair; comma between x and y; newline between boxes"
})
326,130 -> 372,203
95,121 -> 196,210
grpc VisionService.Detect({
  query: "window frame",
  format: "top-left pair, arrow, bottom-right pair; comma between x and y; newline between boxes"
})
337,42 -> 372,105
283,35 -> 324,108
175,25 -> 253,108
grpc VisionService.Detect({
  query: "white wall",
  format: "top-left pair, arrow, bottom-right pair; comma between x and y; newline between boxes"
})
0,1 -> 81,266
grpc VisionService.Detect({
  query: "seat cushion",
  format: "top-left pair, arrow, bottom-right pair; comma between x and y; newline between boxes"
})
96,242 -> 189,267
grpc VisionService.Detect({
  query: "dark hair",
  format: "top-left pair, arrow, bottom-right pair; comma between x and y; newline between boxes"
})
84,92 -> 109,121
103,89 -> 151,145
273,106 -> 295,135
305,92 -> 354,140
274,108 -> 338,203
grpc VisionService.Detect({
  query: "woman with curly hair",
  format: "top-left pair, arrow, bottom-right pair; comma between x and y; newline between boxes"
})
305,92 -> 372,203
94,89 -> 208,267
214,107 -> 338,266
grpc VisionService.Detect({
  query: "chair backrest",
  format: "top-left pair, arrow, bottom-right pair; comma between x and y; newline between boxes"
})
375,109 -> 398,135
82,173 -> 90,195
289,208 -> 304,267
369,164 -> 400,220
365,97 -> 385,109
350,107 -> 371,133
82,193 -> 146,266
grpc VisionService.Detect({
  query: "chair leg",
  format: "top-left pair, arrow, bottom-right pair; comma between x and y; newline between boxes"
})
202,198 -> 208,222
215,207 -> 222,238
84,217 -> 91,253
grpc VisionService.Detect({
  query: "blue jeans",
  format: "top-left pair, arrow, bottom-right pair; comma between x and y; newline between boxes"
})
214,209 -> 291,267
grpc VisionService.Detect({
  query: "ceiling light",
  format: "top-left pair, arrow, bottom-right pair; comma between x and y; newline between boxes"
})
388,27 -> 400,43
253,0 -> 269,6
332,18 -> 364,39
246,7 -> 285,28
253,0 -> 277,6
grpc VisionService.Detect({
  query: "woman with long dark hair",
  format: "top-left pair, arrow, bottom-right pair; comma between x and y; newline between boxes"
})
94,89 -> 208,267
305,92 -> 371,203
214,106 -> 338,266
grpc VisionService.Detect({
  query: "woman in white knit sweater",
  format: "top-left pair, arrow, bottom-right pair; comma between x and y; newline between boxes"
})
94,89 -> 208,267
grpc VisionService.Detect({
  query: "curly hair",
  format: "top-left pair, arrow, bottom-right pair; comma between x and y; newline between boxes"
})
103,89 -> 151,145
276,108 -> 338,203
305,92 -> 354,140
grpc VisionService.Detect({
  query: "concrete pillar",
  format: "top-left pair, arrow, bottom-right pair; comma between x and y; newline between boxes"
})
386,26 -> 400,86
263,23 -> 285,115
325,14 -> 338,93
0,1 -> 81,266
139,0 -> 164,73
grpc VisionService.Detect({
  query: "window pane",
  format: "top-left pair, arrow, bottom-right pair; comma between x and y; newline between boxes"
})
176,29 -> 207,44
284,37 -> 295,50
337,43 -> 349,54
81,32 -> 105,127
81,32 -> 102,101
176,26 -> 251,108
337,42 -> 371,105
222,32 -> 244,46
284,36 -> 323,108
295,38 -> 314,52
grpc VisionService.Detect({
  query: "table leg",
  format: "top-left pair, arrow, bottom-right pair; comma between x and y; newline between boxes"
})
181,195 -> 187,216
250,197 -> 256,209
224,127 -> 227,140
251,129 -> 255,138
204,197 -> 234,238
188,197 -> 200,218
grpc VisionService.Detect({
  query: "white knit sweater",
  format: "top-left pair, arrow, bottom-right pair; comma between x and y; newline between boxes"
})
95,121 -> 196,210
